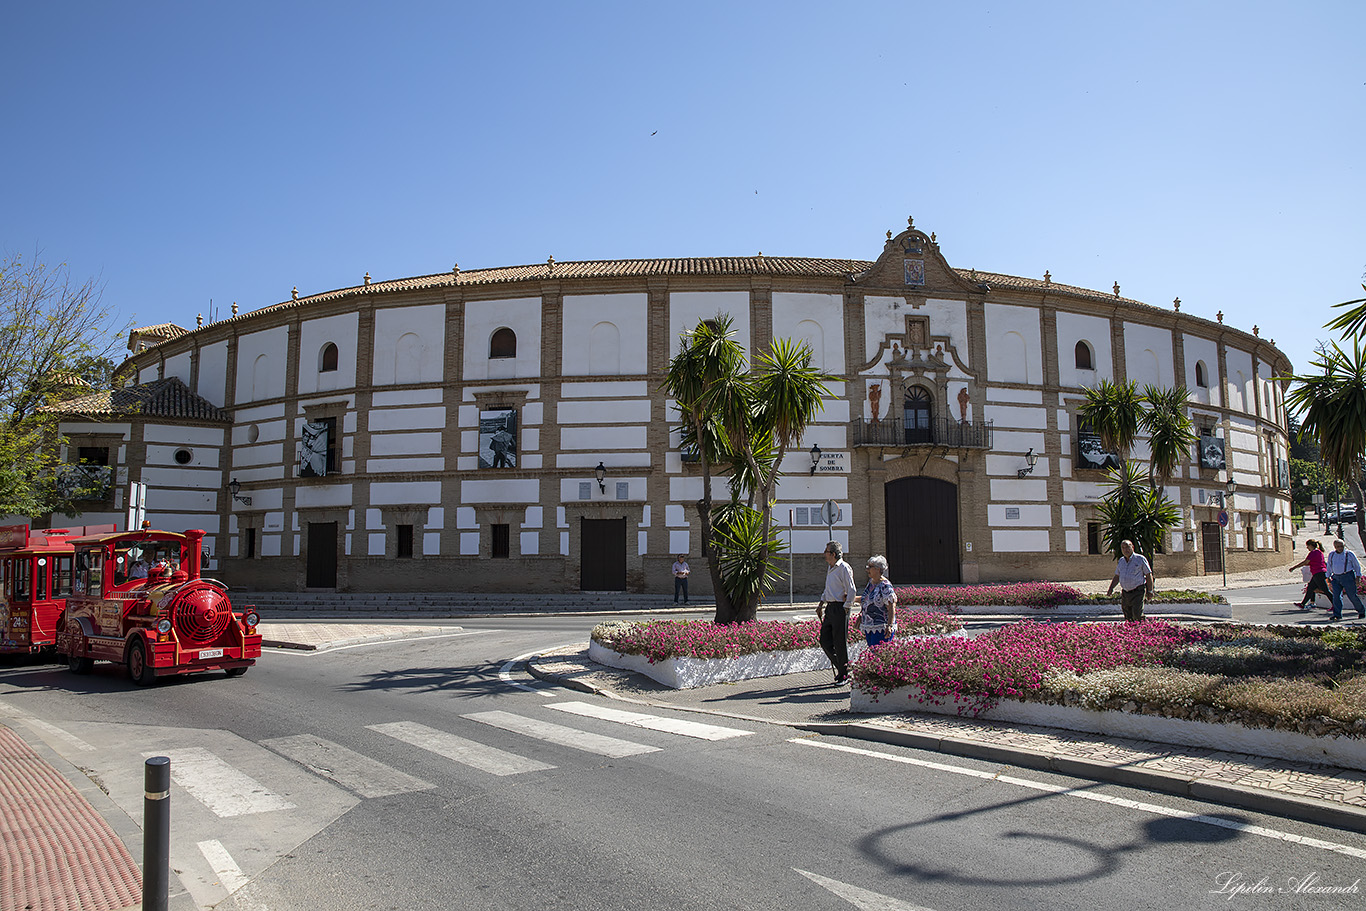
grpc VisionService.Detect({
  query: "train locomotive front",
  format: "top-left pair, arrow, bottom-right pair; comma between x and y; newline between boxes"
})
57,528 -> 262,685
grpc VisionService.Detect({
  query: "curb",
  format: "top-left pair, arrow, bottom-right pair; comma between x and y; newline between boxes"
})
524,656 -> 1366,836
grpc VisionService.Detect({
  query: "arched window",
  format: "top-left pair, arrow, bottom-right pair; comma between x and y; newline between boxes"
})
1195,360 -> 1208,388
489,327 -> 517,359
1074,340 -> 1093,370
319,343 -> 339,373
904,387 -> 933,444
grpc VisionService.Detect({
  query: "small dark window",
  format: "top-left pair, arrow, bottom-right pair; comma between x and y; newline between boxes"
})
1087,523 -> 1101,555
244,527 -> 256,559
1246,518 -> 1256,551
491,524 -> 510,558
52,555 -> 73,597
174,448 -> 193,465
396,524 -> 414,559
1075,341 -> 1093,370
78,446 -> 109,466
320,343 -> 339,372
489,328 -> 517,359
1195,361 -> 1208,388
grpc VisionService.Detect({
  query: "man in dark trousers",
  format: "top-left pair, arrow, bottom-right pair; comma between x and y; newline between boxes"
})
1106,539 -> 1155,622
817,541 -> 857,684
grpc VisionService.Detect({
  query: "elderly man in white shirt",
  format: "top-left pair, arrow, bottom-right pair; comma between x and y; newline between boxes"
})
1325,539 -> 1366,621
817,541 -> 858,684
1106,539 -> 1155,622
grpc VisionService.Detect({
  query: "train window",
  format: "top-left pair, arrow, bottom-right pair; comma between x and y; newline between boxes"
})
13,559 -> 31,601
35,557 -> 48,599
52,556 -> 73,597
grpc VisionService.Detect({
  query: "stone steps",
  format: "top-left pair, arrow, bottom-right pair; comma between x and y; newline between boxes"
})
229,591 -> 727,617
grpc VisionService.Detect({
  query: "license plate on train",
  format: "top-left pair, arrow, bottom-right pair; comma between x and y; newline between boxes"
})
198,648 -> 224,659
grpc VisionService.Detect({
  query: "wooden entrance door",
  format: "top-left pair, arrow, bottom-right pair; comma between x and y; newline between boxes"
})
885,477 -> 960,583
580,518 -> 626,591
1201,522 -> 1223,574
306,522 -> 338,588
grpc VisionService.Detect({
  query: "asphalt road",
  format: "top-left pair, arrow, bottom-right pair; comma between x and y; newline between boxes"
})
2,615 -> 1364,911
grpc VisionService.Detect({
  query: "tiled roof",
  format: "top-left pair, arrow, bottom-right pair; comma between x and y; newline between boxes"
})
130,323 -> 189,340
41,377 -> 229,422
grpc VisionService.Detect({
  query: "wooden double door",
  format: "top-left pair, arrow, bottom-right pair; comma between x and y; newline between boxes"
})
580,518 -> 626,591
884,477 -> 961,584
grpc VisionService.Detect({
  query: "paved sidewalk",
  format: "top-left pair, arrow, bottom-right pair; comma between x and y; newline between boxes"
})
528,645 -> 1366,835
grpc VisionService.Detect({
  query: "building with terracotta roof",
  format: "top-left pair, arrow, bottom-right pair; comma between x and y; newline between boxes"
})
46,220 -> 1293,592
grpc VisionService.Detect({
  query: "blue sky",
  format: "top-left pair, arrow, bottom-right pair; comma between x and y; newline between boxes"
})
4,1 -> 1362,377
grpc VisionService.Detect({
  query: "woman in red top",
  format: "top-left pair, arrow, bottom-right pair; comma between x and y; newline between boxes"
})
1290,540 -> 1331,609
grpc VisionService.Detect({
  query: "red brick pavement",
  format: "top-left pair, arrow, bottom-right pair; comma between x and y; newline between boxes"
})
0,724 -> 141,911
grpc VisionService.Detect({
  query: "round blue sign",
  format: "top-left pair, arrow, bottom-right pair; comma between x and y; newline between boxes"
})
1217,510 -> 1229,527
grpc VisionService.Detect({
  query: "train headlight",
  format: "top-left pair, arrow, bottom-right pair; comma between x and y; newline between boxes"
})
243,611 -> 259,629
157,618 -> 172,634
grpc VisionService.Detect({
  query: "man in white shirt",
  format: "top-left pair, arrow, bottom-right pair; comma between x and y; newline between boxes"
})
817,542 -> 857,684
671,555 -> 690,604
1106,539 -> 1155,622
1325,539 -> 1366,621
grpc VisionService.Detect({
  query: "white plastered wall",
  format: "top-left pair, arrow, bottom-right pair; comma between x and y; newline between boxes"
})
772,292 -> 844,373
562,293 -> 648,376
373,304 -> 445,385
235,326 -> 289,404
1123,323 -> 1173,388
1055,311 -> 1113,388
1183,335 -> 1221,407
297,312 -> 359,395
463,298 -> 543,380
984,303 -> 1042,384
197,341 -> 229,407
669,291 -> 751,358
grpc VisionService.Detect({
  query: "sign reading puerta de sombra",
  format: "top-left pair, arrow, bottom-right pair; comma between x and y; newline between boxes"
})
479,409 -> 517,469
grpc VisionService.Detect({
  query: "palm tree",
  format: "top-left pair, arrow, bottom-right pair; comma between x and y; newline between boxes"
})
1323,282 -> 1366,337
1095,462 -> 1183,559
665,315 -> 834,623
1284,339 -> 1366,540
1078,378 -> 1142,460
1140,385 -> 1199,490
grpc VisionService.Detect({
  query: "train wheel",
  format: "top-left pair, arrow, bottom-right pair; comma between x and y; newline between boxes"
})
67,652 -> 93,674
127,640 -> 156,687
224,667 -> 248,678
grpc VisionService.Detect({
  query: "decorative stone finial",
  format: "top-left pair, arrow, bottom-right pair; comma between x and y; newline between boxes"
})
547,255 -> 555,269
969,268 -> 977,281
1113,281 -> 1121,297
292,286 -> 298,300
196,313 -> 203,327
930,232 -> 936,243
231,301 -> 238,316
1173,297 -> 1181,311
907,216 -> 914,229
1253,325 -> 1259,336
1043,270 -> 1051,286
452,264 -> 460,276
757,251 -> 763,257
363,272 -> 371,286
886,230 -> 892,241
1216,310 -> 1224,323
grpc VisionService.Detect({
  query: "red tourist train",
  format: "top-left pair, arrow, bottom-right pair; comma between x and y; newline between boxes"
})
2,524 -> 262,684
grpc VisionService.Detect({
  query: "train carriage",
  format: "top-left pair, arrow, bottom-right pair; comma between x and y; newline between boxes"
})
56,527 -> 262,685
0,524 -> 111,656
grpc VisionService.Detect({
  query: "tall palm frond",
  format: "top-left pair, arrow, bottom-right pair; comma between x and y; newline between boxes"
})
1140,384 -> 1198,489
1324,284 -> 1366,338
1079,378 -> 1141,459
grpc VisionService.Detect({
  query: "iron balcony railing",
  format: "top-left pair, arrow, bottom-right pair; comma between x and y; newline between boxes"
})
57,464 -> 113,500
852,417 -> 993,449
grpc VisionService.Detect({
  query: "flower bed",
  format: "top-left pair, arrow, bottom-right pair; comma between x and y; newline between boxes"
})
588,613 -> 963,689
890,583 -> 1228,616
851,621 -> 1366,756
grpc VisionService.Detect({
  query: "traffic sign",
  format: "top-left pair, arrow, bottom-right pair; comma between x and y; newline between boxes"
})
818,499 -> 841,527
1217,510 -> 1229,527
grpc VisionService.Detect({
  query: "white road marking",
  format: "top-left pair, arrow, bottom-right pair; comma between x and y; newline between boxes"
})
500,648 -> 556,695
792,738 -> 1366,861
548,701 -> 753,741
0,700 -> 95,752
144,747 -> 296,817
261,734 -> 436,798
464,710 -> 661,758
368,721 -> 554,776
197,839 -> 251,894
277,629 -> 491,655
794,868 -> 938,911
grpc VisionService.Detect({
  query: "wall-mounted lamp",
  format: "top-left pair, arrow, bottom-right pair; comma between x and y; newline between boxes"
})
1016,448 -> 1039,479
809,443 -> 822,476
228,478 -> 252,506
594,461 -> 607,494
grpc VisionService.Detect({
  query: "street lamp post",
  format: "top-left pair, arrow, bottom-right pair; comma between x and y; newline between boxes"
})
1222,476 -> 1237,589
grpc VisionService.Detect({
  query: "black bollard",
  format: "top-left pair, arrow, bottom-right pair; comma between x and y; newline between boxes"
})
144,756 -> 171,911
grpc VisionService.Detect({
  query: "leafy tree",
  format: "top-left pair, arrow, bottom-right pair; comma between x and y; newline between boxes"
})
1284,339 -> 1366,540
1078,378 -> 1142,460
1139,384 -> 1198,490
665,315 -> 833,624
1095,462 -> 1183,559
0,250 -> 122,516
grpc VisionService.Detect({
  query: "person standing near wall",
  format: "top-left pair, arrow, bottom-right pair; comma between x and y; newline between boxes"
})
1106,539 -> 1155,622
671,555 -> 690,604
817,542 -> 857,684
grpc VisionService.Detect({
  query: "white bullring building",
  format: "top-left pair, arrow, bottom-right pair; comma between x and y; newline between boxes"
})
47,219 -> 1293,594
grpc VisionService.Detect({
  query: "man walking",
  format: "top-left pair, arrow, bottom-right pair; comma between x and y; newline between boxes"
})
817,542 -> 857,684
1325,538 -> 1366,621
1106,539 -> 1155,622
